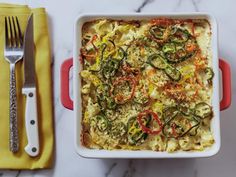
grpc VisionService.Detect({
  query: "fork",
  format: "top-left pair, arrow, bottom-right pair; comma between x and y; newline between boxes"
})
4,16 -> 24,153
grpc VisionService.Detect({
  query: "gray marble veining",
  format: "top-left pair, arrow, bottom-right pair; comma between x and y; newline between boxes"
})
135,0 -> 154,12
122,160 -> 135,177
191,0 -> 200,11
105,163 -> 117,177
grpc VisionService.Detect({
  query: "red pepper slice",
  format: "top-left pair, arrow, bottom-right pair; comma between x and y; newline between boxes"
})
151,18 -> 173,26
137,110 -> 163,135
80,48 -> 96,58
80,35 -> 99,61
91,35 -> 98,50
111,76 -> 136,104
171,123 -> 178,138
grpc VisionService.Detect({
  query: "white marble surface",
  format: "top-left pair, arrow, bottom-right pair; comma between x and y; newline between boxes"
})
0,0 -> 236,176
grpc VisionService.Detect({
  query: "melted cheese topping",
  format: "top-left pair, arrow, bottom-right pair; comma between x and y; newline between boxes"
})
80,18 -> 214,152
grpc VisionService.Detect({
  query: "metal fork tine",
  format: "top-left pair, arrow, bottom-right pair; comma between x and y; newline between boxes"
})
8,17 -> 14,47
12,17 -> 19,48
16,17 -> 23,47
5,17 -> 9,47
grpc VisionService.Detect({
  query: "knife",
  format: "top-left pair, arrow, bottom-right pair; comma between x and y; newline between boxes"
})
22,14 -> 39,157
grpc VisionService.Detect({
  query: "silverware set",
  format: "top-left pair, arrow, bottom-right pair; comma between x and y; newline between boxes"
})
4,15 -> 39,157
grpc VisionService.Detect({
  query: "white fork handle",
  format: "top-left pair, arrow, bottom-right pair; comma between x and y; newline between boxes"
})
22,87 -> 39,157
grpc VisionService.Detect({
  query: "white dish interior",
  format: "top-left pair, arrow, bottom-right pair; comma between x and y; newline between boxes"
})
73,13 -> 220,158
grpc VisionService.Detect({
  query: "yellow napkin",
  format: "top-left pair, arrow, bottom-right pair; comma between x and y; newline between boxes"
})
0,4 -> 54,169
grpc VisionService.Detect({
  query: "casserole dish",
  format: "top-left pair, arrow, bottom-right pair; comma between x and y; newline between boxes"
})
61,13 -> 231,158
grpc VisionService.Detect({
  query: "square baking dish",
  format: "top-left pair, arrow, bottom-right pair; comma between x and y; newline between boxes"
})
61,13 -> 231,158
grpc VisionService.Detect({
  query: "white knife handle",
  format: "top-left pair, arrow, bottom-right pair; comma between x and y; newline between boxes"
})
22,87 -> 39,157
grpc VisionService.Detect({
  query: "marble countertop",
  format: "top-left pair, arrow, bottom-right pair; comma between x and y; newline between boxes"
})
0,0 -> 236,176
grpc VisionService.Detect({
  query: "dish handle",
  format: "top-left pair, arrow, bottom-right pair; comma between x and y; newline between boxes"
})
61,58 -> 73,110
219,59 -> 231,111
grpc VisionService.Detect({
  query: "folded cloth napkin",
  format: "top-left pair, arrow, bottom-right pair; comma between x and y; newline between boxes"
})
0,4 -> 54,169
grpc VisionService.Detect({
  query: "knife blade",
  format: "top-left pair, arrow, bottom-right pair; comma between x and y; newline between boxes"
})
22,14 -> 39,157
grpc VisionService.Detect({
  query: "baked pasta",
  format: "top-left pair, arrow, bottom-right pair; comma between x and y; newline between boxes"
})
80,18 -> 214,152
